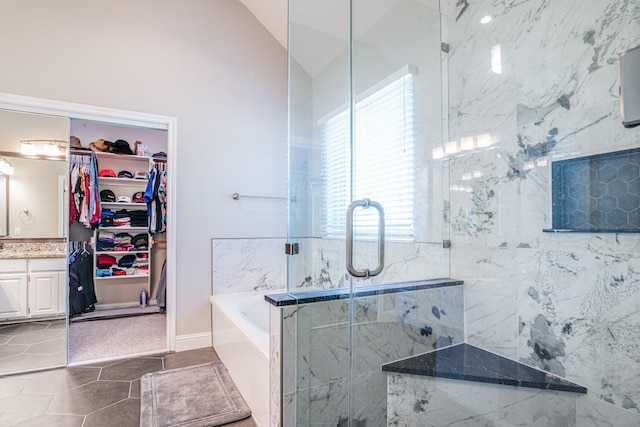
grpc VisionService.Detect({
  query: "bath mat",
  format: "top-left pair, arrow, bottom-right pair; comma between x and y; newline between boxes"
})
140,362 -> 251,427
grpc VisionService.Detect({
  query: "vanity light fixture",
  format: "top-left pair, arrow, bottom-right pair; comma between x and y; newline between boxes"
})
445,140 -> 459,154
20,141 -> 37,156
432,146 -> 445,159
20,140 -> 68,158
0,157 -> 13,176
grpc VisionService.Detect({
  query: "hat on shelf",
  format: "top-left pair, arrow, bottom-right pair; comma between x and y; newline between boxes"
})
117,195 -> 132,203
88,139 -> 109,153
105,139 -> 133,155
70,136 -> 86,149
118,254 -> 137,267
152,151 -> 167,159
132,191 -> 145,203
99,169 -> 116,177
134,170 -> 149,180
118,170 -> 133,178
100,189 -> 116,202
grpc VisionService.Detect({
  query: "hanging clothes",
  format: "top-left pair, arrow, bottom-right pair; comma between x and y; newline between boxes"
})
68,242 -> 97,316
69,153 -> 101,228
144,161 -> 167,234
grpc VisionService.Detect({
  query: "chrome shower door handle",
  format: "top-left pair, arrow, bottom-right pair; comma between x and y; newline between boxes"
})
346,198 -> 385,278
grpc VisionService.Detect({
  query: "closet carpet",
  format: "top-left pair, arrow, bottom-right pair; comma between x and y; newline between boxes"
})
69,314 -> 166,363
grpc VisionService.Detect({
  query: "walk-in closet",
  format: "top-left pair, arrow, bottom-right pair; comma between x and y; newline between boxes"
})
67,120 -> 170,363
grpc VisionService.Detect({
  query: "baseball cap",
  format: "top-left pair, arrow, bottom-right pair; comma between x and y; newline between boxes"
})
100,189 -> 116,202
118,170 -> 133,178
132,191 -> 145,203
99,169 -> 116,177
134,170 -> 149,180
117,195 -> 132,203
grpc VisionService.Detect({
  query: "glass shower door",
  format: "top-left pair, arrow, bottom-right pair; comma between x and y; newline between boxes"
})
286,0 -> 449,425
349,1 -> 448,425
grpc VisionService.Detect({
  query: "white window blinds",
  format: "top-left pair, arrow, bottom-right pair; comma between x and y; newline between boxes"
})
321,70 -> 416,240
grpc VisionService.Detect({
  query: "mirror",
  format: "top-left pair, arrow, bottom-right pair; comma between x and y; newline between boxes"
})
0,175 -> 7,236
0,110 -> 69,238
0,109 -> 68,376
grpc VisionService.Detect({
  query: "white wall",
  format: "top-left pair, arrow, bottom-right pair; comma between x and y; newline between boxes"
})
0,0 -> 287,336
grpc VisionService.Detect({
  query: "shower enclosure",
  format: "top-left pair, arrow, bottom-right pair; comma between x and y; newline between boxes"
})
282,0 -> 640,425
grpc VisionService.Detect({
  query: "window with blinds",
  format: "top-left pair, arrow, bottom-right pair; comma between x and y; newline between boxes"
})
321,69 -> 416,240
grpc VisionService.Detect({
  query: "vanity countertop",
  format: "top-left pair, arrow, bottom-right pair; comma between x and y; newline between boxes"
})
0,242 -> 66,259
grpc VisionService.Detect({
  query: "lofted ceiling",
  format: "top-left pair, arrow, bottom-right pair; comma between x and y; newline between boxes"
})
238,0 -> 440,77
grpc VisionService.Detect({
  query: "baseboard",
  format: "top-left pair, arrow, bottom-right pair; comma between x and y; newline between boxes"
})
175,332 -> 212,352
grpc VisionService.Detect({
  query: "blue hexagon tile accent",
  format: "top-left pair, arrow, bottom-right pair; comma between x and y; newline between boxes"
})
549,148 -> 640,232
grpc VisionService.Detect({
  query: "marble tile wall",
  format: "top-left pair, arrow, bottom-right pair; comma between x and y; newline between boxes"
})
211,238 -> 287,294
288,238 -> 450,291
281,285 -> 464,426
443,0 -> 640,420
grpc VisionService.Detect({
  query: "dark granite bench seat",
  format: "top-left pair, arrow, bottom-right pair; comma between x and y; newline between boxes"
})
382,343 -> 587,394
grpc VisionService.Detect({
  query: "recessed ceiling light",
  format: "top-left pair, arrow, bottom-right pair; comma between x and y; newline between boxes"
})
480,15 -> 492,24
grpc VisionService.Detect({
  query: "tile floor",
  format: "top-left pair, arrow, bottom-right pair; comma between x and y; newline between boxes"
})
0,347 -> 258,427
0,320 -> 66,375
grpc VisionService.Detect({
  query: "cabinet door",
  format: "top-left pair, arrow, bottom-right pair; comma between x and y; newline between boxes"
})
58,271 -> 66,315
29,271 -> 60,316
0,273 -> 28,319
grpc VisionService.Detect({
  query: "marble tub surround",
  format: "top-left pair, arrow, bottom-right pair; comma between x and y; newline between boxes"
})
281,285 -> 464,426
442,0 -> 640,420
211,238 -> 286,294
0,242 -> 66,259
382,343 -> 586,393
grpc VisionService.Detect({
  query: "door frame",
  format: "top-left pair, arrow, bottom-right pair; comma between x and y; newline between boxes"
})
0,92 -> 178,355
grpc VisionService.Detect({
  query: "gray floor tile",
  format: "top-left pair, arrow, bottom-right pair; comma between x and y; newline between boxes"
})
0,323 -> 48,335
21,367 -> 100,394
9,329 -> 65,346
130,379 -> 140,398
226,416 -> 259,426
24,337 -> 66,355
0,355 -> 50,375
162,347 -> 220,370
0,344 -> 28,358
48,380 -> 130,415
84,398 -> 140,427
45,321 -> 67,330
12,414 -> 84,427
99,357 -> 164,381
0,393 -> 53,426
0,377 -> 30,399
0,335 -> 13,345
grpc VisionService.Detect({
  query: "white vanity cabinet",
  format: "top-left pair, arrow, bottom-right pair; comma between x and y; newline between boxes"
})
0,257 -> 66,321
28,258 -> 66,317
0,259 -> 28,320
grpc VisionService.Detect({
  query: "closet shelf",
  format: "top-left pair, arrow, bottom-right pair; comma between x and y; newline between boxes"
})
98,177 -> 148,186
95,274 -> 150,280
95,250 -> 149,255
101,202 -> 147,208
99,226 -> 149,231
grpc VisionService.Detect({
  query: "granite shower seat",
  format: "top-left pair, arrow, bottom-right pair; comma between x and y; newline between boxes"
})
383,343 -> 587,426
382,343 -> 586,393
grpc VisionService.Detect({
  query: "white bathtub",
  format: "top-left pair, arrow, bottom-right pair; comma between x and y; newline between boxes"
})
210,291 -> 280,427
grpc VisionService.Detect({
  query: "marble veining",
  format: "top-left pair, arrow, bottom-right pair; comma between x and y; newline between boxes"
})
383,343 -> 586,393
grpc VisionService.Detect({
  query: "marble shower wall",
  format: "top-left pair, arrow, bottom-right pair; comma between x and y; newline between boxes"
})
282,285 -> 464,426
444,0 -> 640,417
211,238 -> 287,294
288,238 -> 450,291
